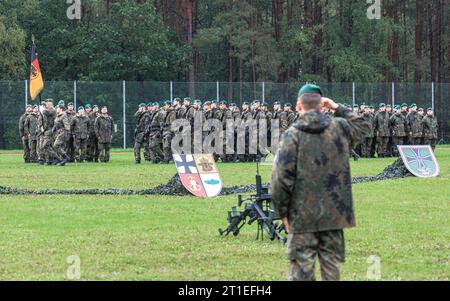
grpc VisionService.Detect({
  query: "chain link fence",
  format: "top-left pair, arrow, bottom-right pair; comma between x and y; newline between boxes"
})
0,81 -> 448,149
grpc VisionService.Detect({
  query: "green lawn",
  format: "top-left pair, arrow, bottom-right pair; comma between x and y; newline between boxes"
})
0,148 -> 449,280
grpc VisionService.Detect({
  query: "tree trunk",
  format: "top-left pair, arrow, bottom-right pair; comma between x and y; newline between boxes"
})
414,0 -> 423,83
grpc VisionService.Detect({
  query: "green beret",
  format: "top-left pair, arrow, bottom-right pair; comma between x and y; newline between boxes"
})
427,108 -> 433,111
261,102 -> 268,107
379,103 -> 386,107
173,98 -> 181,102
40,100 -> 47,105
273,101 -> 280,105
58,100 -> 65,106
26,104 -> 32,108
284,103 -> 292,107
394,105 -> 400,109
418,108 -> 424,111
194,99 -> 202,105
353,104 -> 359,108
68,102 -> 74,107
153,102 -> 159,107
101,106 -> 108,110
45,98 -> 54,103
93,105 -> 99,109
183,97 -> 192,102
146,102 -> 153,107
242,102 -> 249,106
369,105 -> 374,109
220,100 -> 227,105
410,103 -> 417,108
139,103 -> 146,108
230,103 -> 236,107
33,105 -> 38,109
401,103 -> 408,107
211,99 -> 218,104
85,104 -> 91,109
253,100 -> 260,104
164,100 -> 172,105
78,106 -> 84,111
204,101 -> 212,106
299,84 -> 322,96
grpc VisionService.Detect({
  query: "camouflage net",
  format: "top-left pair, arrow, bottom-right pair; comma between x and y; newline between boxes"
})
0,159 -> 412,196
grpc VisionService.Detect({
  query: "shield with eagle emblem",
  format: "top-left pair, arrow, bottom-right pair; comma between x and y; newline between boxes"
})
173,154 -> 222,197
397,145 -> 440,178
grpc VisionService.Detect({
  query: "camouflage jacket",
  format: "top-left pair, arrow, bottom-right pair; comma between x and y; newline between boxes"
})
148,110 -> 164,138
24,113 -> 39,140
390,112 -> 407,137
53,111 -> 71,134
66,110 -> 76,126
42,107 -> 57,132
407,111 -> 423,138
88,112 -> 99,135
19,113 -> 29,137
361,112 -> 375,138
162,108 -> 177,136
271,106 -> 369,234
422,116 -> 438,139
374,111 -> 390,137
94,114 -> 114,143
71,115 -> 90,140
272,110 -> 289,134
134,111 -> 151,134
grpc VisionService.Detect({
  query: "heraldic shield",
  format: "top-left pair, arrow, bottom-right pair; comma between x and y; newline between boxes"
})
397,145 -> 440,178
173,154 -> 223,197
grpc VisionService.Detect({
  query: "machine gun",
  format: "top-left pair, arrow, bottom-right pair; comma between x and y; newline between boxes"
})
218,162 -> 287,244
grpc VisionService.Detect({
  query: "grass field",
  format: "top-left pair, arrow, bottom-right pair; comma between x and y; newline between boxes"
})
0,149 -> 449,281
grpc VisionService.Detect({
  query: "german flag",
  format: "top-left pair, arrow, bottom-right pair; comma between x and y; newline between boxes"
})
29,37 -> 44,100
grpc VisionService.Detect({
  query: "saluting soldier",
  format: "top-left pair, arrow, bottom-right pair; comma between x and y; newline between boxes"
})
71,106 -> 91,163
422,108 -> 438,150
94,106 -> 115,163
271,84 -> 369,281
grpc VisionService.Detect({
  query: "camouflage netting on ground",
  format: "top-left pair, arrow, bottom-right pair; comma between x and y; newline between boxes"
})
0,159 -> 412,196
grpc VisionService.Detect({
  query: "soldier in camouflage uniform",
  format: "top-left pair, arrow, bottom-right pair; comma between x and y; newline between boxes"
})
23,105 -> 40,162
218,101 -> 233,162
283,103 -> 296,128
238,102 -> 252,162
361,106 -> 375,158
407,104 -> 423,145
36,101 -> 46,164
271,84 -> 369,281
87,105 -> 100,162
42,100 -> 59,165
65,102 -> 76,161
19,105 -> 33,163
148,102 -> 164,163
71,106 -> 91,162
94,106 -> 114,163
390,105 -> 407,156
161,100 -> 177,163
52,102 -> 71,166
133,103 -> 151,164
374,103 -> 391,157
422,108 -> 438,150
272,102 -> 288,136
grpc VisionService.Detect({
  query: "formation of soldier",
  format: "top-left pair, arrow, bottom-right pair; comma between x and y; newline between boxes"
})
349,102 -> 439,158
133,98 -> 297,164
19,99 -> 114,165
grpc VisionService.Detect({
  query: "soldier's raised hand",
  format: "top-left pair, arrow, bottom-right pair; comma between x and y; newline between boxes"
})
321,97 -> 339,110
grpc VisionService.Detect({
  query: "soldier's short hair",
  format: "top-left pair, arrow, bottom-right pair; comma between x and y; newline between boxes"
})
300,93 -> 321,110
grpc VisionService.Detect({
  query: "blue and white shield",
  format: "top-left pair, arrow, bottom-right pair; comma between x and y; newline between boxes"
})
397,145 -> 440,178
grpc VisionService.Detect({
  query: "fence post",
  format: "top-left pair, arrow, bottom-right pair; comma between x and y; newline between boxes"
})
352,82 -> 356,107
123,80 -> 126,149
391,82 -> 395,107
262,82 -> 265,103
216,81 -> 220,101
25,80 -> 28,108
170,81 -> 173,101
431,82 -> 435,112
73,80 -> 77,109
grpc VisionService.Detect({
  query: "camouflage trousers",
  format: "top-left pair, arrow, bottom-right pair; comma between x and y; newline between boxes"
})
66,134 -> 75,161
98,142 -> 111,163
134,132 -> 150,162
87,134 -> 99,161
391,136 -> 406,156
376,136 -> 389,157
148,134 -> 163,163
37,135 -> 45,161
162,134 -> 173,162
423,138 -> 437,150
285,230 -> 345,281
74,138 -> 88,162
22,137 -> 30,162
54,131 -> 68,159
28,139 -> 38,162
43,131 -> 58,162
410,137 -> 423,145
361,138 -> 373,158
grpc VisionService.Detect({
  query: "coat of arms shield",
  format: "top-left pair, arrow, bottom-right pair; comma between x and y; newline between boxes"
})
173,154 -> 223,197
397,145 -> 440,178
